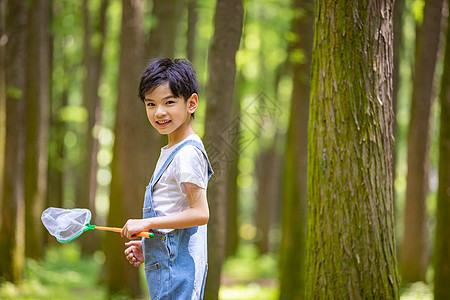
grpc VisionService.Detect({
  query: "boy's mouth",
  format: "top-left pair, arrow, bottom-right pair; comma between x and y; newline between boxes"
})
156,119 -> 171,125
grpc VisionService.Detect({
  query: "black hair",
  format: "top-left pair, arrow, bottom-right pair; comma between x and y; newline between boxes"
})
138,58 -> 199,108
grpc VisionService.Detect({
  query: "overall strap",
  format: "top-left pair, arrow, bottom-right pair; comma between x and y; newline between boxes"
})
150,140 -> 213,190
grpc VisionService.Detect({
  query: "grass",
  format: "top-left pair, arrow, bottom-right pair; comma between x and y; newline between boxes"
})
0,244 -> 105,299
219,244 -> 279,299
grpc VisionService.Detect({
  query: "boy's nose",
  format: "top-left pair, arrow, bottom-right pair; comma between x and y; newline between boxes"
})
155,106 -> 166,117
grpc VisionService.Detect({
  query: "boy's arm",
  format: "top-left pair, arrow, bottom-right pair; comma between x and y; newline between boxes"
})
121,183 -> 209,239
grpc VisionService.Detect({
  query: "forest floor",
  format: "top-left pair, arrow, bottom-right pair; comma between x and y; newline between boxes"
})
219,244 -> 279,299
0,243 -> 433,299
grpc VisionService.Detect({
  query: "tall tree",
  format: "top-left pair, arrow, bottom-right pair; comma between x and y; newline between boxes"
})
278,0 -> 314,298
433,7 -> 450,299
24,0 -> 50,260
401,0 -> 444,282
0,0 -> 6,205
306,0 -> 399,298
202,0 -> 243,298
0,0 -> 27,283
255,144 -> 282,255
104,0 -> 145,295
392,0 -> 404,128
103,0 -> 159,297
186,0 -> 198,62
46,1 -> 69,214
391,0 -> 404,201
78,0 -> 108,255
225,72 -> 242,258
146,0 -> 183,60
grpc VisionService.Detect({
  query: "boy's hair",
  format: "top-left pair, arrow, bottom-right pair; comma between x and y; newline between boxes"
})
138,58 -> 199,117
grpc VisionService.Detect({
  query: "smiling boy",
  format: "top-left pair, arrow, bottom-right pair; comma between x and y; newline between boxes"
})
121,58 -> 213,299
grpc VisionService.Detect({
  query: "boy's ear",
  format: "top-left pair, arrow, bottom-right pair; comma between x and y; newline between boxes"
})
187,93 -> 198,114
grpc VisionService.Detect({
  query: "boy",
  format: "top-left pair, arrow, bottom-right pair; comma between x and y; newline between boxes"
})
121,58 -> 213,299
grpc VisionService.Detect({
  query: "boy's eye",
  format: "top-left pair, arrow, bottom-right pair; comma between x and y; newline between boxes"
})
166,100 -> 175,105
146,102 -> 155,107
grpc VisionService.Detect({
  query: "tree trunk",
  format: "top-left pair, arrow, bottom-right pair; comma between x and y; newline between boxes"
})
225,74 -> 242,259
187,0 -> 198,62
146,0 -> 183,60
279,115 -> 304,299
433,8 -> 450,299
0,0 -> 27,283
255,146 -> 282,255
24,0 -> 50,260
103,0 -> 159,297
278,0 -> 314,298
401,0 -> 444,283
225,140 -> 239,257
306,1 -> 399,298
392,0 -> 404,128
46,2 -> 73,217
78,0 -> 108,255
0,0 -> 6,211
47,75 -> 68,213
203,0 -> 243,298
392,0 -> 404,206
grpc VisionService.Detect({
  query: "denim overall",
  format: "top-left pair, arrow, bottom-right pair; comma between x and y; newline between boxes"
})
142,140 -> 213,300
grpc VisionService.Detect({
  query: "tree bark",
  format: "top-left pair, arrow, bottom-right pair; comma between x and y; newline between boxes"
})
306,1 -> 399,298
24,0 -> 50,260
187,0 -> 198,62
392,0 -> 404,128
433,7 -> 450,299
146,0 -> 183,60
46,0 -> 66,220
0,0 -> 27,283
401,0 -> 444,283
256,146 -> 282,255
0,0 -> 6,208
104,0 -> 159,297
46,91 -> 66,212
78,0 -> 108,255
47,56 -> 68,215
278,0 -> 314,298
225,75 -> 242,259
203,0 -> 243,298
391,0 -> 404,207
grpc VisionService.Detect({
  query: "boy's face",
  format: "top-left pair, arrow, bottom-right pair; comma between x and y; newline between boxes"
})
144,82 -> 198,137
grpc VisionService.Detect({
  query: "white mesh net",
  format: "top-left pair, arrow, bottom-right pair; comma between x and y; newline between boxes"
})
41,207 -> 92,243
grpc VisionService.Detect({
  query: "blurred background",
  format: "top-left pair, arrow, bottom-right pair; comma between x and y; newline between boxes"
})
0,0 -> 448,299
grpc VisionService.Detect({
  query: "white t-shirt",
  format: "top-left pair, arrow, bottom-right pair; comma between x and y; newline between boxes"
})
151,134 -> 209,233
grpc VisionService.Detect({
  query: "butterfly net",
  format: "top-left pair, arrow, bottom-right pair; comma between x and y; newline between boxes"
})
41,207 -> 92,243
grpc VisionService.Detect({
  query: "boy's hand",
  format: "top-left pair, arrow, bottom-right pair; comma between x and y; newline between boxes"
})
124,240 -> 144,267
121,219 -> 150,239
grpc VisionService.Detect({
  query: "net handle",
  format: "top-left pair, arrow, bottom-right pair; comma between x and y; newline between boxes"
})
89,225 -> 154,238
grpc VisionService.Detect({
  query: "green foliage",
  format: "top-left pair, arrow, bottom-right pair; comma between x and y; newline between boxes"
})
220,284 -> 279,300
59,106 -> 88,123
6,85 -> 22,99
400,282 -> 432,299
0,244 -> 105,299
412,0 -> 425,24
222,244 -> 278,281
220,244 -> 279,299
